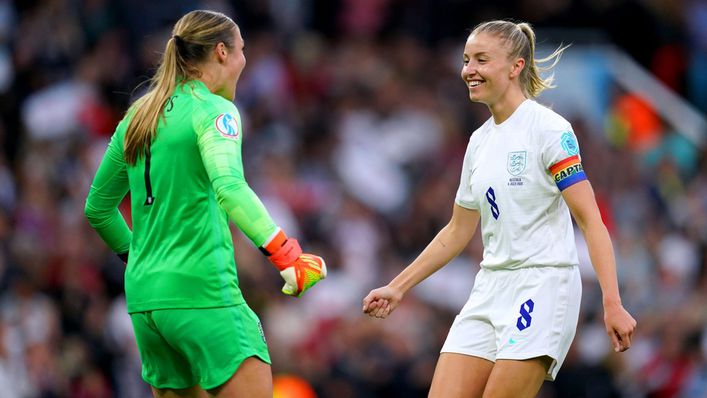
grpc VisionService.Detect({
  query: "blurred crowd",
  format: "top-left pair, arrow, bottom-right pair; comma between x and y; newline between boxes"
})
0,0 -> 706,397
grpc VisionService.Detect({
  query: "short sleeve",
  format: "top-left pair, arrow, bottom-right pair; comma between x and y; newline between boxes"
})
541,129 -> 588,191
455,138 -> 479,210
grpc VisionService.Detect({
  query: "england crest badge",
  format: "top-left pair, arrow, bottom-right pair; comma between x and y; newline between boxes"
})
507,151 -> 527,176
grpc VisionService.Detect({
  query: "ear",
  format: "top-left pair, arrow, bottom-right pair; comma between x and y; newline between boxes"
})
215,42 -> 228,63
509,58 -> 525,79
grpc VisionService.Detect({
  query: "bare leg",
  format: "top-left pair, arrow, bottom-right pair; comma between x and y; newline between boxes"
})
481,356 -> 552,398
206,357 -> 273,398
428,353 -> 495,398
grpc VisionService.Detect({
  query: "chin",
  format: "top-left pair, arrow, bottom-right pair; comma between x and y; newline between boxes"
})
468,93 -> 484,104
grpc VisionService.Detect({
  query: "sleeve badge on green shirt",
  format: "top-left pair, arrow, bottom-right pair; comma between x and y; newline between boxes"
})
215,113 -> 239,140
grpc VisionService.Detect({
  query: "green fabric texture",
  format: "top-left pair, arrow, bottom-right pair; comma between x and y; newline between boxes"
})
130,304 -> 271,389
85,80 -> 278,313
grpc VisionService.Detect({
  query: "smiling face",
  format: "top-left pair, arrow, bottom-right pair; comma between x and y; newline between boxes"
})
461,32 -> 525,107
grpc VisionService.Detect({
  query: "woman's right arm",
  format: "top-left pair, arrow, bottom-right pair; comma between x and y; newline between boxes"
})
363,204 -> 480,318
85,129 -> 132,261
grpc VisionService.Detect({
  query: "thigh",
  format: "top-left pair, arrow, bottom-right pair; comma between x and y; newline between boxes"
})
481,356 -> 552,398
206,357 -> 272,398
494,266 -> 581,381
153,304 -> 271,390
441,269 -> 497,362
429,353 -> 494,398
131,312 -> 198,389
151,385 -> 207,398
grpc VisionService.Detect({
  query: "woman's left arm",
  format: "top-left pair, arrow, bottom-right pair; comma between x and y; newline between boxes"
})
562,180 -> 637,352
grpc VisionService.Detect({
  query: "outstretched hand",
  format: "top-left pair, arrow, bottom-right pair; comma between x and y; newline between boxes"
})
362,285 -> 404,319
604,302 -> 637,352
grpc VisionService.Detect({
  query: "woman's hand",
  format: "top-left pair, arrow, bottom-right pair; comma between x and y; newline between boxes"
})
362,285 -> 404,319
604,302 -> 637,352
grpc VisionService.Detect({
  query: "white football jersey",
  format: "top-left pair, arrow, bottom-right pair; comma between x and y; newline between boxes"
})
455,99 -> 587,270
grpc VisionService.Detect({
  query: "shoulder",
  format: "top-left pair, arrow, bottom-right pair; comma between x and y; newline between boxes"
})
190,90 -> 241,133
460,118 -> 493,164
525,101 -> 576,151
185,93 -> 242,142
113,104 -> 141,142
469,117 -> 493,145
527,100 -> 571,132
190,88 -> 239,119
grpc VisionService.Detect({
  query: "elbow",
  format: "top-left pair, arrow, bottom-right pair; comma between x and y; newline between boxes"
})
444,221 -> 473,249
84,201 -> 104,228
571,210 -> 592,234
572,211 -> 604,236
213,178 -> 250,207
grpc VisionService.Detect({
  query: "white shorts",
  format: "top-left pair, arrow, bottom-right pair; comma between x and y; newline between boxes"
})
440,265 -> 581,381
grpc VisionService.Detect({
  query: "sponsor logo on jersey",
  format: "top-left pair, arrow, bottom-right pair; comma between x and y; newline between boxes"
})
507,151 -> 527,176
560,132 -> 579,156
215,113 -> 239,140
549,155 -> 587,191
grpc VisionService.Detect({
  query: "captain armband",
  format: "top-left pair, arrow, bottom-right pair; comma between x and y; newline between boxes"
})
549,155 -> 587,191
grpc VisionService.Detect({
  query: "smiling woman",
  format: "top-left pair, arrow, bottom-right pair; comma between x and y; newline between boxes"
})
363,19 -> 636,398
461,21 -> 568,124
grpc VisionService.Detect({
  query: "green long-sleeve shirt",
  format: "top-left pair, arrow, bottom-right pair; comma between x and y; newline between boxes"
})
85,80 -> 277,313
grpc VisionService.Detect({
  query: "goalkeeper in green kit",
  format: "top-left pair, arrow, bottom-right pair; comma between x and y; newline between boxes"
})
84,10 -> 326,398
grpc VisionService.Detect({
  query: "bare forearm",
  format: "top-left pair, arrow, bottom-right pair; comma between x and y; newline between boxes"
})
561,176 -> 636,351
580,220 -> 621,305
389,223 -> 471,294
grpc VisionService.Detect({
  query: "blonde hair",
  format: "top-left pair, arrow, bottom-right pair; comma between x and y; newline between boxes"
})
124,10 -> 237,165
471,20 -> 569,98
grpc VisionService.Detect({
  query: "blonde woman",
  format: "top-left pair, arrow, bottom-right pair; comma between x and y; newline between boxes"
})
363,20 -> 636,398
85,10 -> 326,398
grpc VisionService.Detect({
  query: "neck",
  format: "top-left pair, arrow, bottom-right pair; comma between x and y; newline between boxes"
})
489,88 -> 527,124
196,64 -> 232,101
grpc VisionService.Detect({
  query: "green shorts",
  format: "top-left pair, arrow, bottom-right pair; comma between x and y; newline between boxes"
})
130,304 -> 271,389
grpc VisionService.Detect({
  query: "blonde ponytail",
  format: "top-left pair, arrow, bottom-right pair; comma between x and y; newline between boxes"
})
124,37 -> 179,165
516,23 -> 569,98
472,20 -> 569,98
123,10 -> 237,165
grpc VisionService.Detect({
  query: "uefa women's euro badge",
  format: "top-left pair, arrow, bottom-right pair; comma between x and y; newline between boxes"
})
560,132 -> 579,156
215,113 -> 240,140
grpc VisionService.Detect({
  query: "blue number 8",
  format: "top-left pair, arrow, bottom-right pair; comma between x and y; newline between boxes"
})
486,187 -> 499,219
516,299 -> 535,331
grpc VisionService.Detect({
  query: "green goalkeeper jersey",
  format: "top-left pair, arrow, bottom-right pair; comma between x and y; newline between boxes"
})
85,80 -> 278,313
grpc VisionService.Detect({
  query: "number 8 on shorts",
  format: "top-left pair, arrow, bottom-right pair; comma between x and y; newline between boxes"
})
516,299 -> 534,331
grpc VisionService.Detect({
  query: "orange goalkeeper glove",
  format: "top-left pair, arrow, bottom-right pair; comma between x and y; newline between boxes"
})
260,228 -> 327,297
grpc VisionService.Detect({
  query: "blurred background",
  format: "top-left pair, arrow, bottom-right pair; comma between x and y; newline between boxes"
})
0,0 -> 706,397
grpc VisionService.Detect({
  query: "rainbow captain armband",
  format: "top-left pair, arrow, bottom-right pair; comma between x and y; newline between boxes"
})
549,155 -> 587,191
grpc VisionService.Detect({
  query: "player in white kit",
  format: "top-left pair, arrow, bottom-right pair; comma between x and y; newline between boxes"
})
362,20 -> 636,398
